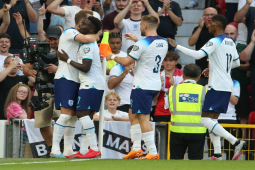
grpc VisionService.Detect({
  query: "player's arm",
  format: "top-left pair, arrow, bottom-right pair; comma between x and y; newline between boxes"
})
57,49 -> 92,73
234,0 -> 252,23
188,17 -> 204,46
168,38 -> 206,59
47,0 -> 66,17
240,30 -> 255,62
75,34 -> 99,44
108,65 -> 131,89
106,54 -> 135,66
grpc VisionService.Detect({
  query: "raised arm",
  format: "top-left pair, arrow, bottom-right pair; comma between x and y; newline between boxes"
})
164,0 -> 182,26
106,53 -> 135,66
93,1 -> 103,19
0,4 -> 11,34
24,0 -> 38,22
37,4 -> 47,42
188,17 -> 204,46
103,0 -> 113,8
234,0 -> 252,23
13,12 -> 31,39
0,60 -> 20,82
0,0 -> 17,19
47,0 -> 66,16
142,0 -> 159,21
240,30 -> 255,61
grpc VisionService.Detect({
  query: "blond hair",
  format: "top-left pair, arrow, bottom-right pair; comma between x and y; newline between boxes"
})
4,83 -> 31,118
105,92 -> 121,101
142,15 -> 159,29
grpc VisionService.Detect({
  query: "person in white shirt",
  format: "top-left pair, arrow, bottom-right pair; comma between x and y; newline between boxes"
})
47,0 -> 101,29
108,45 -> 134,113
114,0 -> 158,52
94,92 -> 129,121
168,14 -> 244,161
107,15 -> 168,160
57,16 -> 103,159
51,11 -> 98,158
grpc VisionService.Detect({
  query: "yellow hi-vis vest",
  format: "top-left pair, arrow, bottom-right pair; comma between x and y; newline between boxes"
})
169,83 -> 207,133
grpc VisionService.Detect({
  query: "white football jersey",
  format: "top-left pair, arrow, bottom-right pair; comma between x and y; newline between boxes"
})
55,28 -> 81,83
78,42 -> 105,90
95,110 -> 129,119
201,34 -> 240,92
129,36 -> 168,91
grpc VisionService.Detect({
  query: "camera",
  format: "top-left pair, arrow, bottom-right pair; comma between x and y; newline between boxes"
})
23,37 -> 57,111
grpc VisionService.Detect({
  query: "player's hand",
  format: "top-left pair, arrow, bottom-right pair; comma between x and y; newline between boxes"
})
124,64 -> 133,75
167,38 -> 177,48
39,3 -> 47,16
44,64 -> 58,73
3,3 -> 11,12
164,0 -> 171,11
57,49 -> 69,62
202,68 -> 209,77
13,12 -> 23,26
124,33 -> 139,42
247,0 -> 253,5
198,16 -> 204,28
129,63 -> 135,76
251,29 -> 255,44
106,53 -> 113,61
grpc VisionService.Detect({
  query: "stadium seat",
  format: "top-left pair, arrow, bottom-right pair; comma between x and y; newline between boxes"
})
248,111 -> 255,149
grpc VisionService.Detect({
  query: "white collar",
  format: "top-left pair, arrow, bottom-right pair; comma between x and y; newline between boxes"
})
183,79 -> 197,84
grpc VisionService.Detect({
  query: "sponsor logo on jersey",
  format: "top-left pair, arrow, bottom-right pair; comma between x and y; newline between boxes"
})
84,47 -> 90,54
133,45 -> 139,51
156,43 -> 163,47
206,41 -> 213,47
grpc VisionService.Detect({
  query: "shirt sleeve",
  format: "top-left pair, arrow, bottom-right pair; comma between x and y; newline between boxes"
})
63,6 -> 71,19
232,80 -> 240,98
81,43 -> 95,60
128,39 -> 146,60
109,65 -> 120,77
200,38 -> 219,56
63,28 -> 80,41
7,102 -> 25,119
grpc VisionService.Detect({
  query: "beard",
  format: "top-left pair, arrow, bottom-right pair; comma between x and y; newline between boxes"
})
141,30 -> 145,36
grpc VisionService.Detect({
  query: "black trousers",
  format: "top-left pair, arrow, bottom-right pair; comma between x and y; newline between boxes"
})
117,104 -> 130,113
170,132 -> 206,160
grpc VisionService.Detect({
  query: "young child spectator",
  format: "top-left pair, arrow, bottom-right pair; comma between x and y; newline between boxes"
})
5,83 -> 31,121
93,92 -> 129,121
153,51 -> 183,122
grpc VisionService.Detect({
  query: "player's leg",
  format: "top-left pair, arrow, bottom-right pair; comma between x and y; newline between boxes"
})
122,109 -> 143,159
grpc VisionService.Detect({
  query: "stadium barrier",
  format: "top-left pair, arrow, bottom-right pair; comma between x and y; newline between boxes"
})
164,123 -> 255,160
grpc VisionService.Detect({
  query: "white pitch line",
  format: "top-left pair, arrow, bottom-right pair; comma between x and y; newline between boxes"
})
0,159 -> 93,166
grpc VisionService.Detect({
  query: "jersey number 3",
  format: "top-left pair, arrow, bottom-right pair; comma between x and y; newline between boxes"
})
153,55 -> 161,73
226,53 -> 232,73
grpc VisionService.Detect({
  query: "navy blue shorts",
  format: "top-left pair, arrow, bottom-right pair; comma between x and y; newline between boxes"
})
76,88 -> 104,112
54,78 -> 80,110
202,89 -> 231,113
130,89 -> 159,115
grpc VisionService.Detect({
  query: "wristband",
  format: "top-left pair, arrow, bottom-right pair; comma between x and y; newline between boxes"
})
111,54 -> 116,60
67,59 -> 72,64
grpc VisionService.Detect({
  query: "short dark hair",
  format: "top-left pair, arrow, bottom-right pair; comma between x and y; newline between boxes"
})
164,51 -> 180,61
75,10 -> 87,25
127,45 -> 134,54
88,16 -> 102,34
212,14 -> 227,30
183,64 -> 201,79
0,33 -> 11,42
109,32 -> 122,40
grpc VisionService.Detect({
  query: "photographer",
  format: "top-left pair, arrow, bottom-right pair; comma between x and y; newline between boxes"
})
22,6 -> 62,157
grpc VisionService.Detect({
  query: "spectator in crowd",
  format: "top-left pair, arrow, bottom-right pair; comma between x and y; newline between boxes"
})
47,0 -> 101,29
154,51 -> 183,122
0,4 -> 11,34
102,0 -> 130,33
102,0 -> 116,15
169,64 -> 206,160
0,33 -> 24,75
93,92 -> 129,121
13,12 -> 31,39
143,0 -> 183,39
82,0 -> 104,19
5,83 -> 31,121
108,45 -> 134,113
234,0 -> 255,110
224,24 -> 250,125
0,0 -> 38,60
29,0 -> 41,37
114,0 -> 158,52
0,56 -> 34,120
188,7 -> 218,85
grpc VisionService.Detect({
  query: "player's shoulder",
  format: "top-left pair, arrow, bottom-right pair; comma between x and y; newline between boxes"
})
233,79 -> 240,88
63,27 -> 79,34
211,34 -> 234,45
137,36 -> 168,47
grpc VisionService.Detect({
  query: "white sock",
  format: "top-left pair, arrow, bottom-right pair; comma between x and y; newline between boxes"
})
210,119 -> 221,155
52,114 -> 71,154
142,131 -> 157,155
79,116 -> 98,151
200,117 -> 237,145
130,124 -> 142,151
80,127 -> 89,155
63,116 -> 77,156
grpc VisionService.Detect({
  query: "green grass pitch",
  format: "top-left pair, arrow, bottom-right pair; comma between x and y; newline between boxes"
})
0,159 -> 255,170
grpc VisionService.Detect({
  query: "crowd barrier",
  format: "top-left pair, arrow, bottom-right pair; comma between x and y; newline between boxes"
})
164,123 -> 255,160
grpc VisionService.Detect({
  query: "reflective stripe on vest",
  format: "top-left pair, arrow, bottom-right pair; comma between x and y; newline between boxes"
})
170,84 -> 207,133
